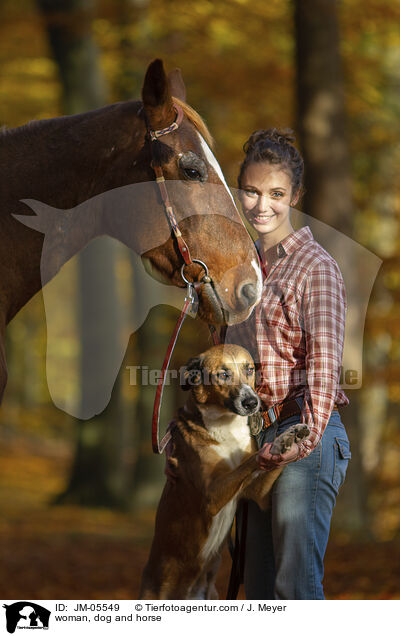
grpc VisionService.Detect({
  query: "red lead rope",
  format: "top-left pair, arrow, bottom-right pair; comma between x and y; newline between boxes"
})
151,286 -> 221,454
152,295 -> 193,454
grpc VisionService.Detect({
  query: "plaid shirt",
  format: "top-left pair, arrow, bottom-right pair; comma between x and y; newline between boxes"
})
226,226 -> 349,458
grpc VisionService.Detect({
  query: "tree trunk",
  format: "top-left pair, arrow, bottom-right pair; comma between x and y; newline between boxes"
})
58,239 -> 127,506
37,0 -> 128,506
126,254 -> 172,511
36,0 -> 106,114
294,0 -> 371,537
113,0 -> 150,102
294,0 -> 352,236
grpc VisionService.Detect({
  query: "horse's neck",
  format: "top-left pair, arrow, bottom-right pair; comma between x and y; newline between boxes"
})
0,103 -> 145,323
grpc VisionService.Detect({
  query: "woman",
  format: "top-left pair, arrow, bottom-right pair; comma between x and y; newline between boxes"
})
227,128 -> 351,600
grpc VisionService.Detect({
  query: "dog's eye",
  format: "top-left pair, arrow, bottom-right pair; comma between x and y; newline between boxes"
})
216,370 -> 232,382
246,366 -> 255,376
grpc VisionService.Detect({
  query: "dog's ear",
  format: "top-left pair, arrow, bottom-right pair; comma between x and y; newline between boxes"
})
181,356 -> 203,391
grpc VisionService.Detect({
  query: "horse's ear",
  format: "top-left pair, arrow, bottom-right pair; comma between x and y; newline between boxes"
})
142,59 -> 175,130
168,68 -> 186,102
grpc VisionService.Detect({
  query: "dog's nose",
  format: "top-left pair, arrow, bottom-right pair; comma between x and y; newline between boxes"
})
237,281 -> 258,309
241,395 -> 259,412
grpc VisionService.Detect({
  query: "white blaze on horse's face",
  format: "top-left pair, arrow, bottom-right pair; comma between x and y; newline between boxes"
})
194,131 -> 263,324
196,133 -> 236,209
252,257 -> 263,298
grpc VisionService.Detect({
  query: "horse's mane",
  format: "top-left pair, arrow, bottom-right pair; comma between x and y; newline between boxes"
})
173,97 -> 214,149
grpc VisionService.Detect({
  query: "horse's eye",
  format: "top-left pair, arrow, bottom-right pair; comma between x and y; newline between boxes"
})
179,151 -> 207,182
183,167 -> 202,181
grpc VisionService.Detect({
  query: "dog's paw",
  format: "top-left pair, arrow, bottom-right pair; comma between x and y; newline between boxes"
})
270,424 -> 309,455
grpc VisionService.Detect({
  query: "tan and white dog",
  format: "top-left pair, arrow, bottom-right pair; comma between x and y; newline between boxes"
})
139,344 -> 308,600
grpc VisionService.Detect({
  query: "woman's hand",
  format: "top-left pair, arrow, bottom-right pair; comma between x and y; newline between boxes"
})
257,441 -> 300,471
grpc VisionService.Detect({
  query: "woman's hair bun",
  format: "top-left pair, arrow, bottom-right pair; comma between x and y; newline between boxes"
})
238,127 -> 304,195
243,128 -> 296,154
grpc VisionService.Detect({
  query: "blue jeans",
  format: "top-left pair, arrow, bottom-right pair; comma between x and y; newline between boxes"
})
243,407 -> 351,600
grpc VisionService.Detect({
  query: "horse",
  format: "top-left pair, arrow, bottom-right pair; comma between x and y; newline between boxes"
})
0,59 -> 261,406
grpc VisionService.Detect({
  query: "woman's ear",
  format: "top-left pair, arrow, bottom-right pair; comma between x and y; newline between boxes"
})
290,191 -> 300,207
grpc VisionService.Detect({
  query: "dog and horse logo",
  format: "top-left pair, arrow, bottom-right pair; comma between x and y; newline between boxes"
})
2,602 -> 50,633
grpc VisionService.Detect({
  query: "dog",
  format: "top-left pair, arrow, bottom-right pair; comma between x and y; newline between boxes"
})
139,344 -> 309,600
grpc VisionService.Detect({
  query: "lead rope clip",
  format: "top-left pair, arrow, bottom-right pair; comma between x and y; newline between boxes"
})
184,282 -> 198,319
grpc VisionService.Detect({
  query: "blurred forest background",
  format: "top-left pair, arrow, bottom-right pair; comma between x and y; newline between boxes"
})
0,0 -> 400,599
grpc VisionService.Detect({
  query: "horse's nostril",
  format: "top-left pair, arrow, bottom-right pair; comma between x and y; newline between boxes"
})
238,282 -> 258,307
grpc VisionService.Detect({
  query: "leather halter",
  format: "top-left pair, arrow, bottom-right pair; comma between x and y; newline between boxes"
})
147,104 -> 193,267
143,103 -> 220,453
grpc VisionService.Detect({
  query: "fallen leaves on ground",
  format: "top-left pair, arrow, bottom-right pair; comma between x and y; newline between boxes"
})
0,434 -> 399,600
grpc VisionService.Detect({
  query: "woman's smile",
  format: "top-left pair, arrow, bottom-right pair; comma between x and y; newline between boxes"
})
251,212 -> 276,223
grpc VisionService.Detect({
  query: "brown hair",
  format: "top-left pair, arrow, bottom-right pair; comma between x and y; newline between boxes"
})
238,128 -> 304,197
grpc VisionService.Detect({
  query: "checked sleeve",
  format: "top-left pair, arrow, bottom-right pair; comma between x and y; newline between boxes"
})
297,261 -> 347,458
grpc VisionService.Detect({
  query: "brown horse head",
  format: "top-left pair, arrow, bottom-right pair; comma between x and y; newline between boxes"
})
106,59 -> 262,325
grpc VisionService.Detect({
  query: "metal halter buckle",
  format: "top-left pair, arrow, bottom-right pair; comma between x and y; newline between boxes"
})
180,259 -> 210,285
